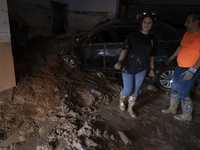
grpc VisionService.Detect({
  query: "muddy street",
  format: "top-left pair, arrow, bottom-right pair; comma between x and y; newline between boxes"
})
0,37 -> 200,150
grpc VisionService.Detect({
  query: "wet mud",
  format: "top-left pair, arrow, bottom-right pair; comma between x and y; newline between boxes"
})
0,36 -> 199,150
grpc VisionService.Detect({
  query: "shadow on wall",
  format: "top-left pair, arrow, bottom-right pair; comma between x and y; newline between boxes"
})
8,6 -> 30,49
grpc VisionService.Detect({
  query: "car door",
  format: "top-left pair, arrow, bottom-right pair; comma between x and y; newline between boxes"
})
79,21 -> 137,71
79,31 -> 105,71
104,27 -> 131,71
80,29 -> 123,71
83,26 -> 136,71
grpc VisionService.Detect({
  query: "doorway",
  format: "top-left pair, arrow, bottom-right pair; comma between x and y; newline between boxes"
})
51,1 -> 68,35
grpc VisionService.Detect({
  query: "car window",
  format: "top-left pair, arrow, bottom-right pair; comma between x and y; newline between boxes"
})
93,30 -> 113,43
114,27 -> 135,42
151,21 -> 182,41
91,26 -> 136,43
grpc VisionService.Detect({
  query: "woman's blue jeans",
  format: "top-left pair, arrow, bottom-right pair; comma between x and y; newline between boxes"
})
171,66 -> 200,99
121,70 -> 146,97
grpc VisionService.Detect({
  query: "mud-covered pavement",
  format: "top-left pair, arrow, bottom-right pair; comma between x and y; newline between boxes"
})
0,36 -> 200,150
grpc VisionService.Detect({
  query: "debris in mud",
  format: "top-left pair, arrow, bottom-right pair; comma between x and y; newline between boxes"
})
1,36 -> 200,150
0,36 -> 122,149
118,130 -> 132,145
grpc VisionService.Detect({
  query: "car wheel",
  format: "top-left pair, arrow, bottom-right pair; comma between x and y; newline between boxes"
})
155,66 -> 176,91
63,55 -> 80,69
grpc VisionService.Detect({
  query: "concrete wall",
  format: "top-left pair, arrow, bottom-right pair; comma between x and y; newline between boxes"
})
66,11 -> 115,35
51,0 -> 119,34
127,5 -> 190,25
6,0 -> 200,36
123,0 -> 200,27
8,0 -> 119,37
0,0 -> 16,92
127,5 -> 200,27
8,0 -> 53,39
123,0 -> 200,5
14,0 -> 51,6
53,0 -> 118,12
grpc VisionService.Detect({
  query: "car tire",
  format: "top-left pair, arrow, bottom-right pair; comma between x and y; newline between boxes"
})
155,65 -> 176,91
62,55 -> 80,70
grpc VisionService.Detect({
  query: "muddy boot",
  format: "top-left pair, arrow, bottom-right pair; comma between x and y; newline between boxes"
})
174,97 -> 192,121
119,94 -> 126,111
161,94 -> 180,114
127,96 -> 137,118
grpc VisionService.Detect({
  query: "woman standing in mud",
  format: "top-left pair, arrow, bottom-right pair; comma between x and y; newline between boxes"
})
114,13 -> 157,118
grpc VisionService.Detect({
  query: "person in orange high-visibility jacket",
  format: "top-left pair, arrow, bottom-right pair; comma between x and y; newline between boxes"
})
162,13 -> 200,121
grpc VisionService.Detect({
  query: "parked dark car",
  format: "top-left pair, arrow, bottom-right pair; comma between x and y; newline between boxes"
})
62,18 -> 183,90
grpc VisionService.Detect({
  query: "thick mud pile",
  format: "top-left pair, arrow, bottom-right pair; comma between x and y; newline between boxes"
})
0,36 -> 123,150
0,36 -> 200,150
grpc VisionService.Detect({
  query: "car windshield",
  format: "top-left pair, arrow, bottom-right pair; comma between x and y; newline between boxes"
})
91,26 -> 135,43
81,19 -> 183,44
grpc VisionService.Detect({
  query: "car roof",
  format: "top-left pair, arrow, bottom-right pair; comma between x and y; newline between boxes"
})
80,18 -> 137,39
80,18 -> 183,41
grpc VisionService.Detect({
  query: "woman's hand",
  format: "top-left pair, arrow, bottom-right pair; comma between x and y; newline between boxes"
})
149,68 -> 155,77
114,60 -> 122,69
115,50 -> 127,69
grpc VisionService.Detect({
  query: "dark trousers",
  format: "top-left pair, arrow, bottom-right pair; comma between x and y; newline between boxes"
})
171,66 -> 200,111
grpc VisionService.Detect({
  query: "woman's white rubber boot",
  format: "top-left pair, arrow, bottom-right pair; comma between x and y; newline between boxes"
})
119,94 -> 126,111
127,96 -> 137,118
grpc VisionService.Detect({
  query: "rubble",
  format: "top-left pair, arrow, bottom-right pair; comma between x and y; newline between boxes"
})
0,36 -> 200,150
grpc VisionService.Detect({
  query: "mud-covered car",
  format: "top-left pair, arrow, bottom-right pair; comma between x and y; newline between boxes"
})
62,18 -> 183,90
